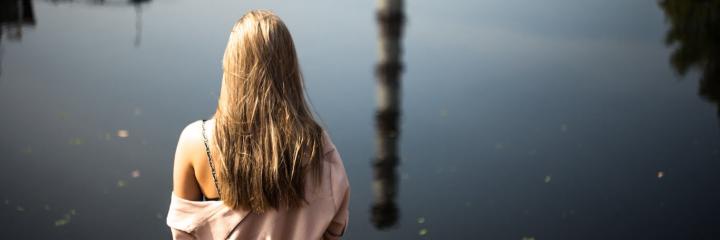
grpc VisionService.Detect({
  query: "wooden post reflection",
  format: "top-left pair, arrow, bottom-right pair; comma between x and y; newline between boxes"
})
372,0 -> 404,230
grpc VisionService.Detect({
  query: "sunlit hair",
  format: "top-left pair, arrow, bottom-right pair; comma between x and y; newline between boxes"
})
213,10 -> 324,212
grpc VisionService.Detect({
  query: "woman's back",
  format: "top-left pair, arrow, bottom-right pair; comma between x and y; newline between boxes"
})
167,10 -> 350,239
167,120 -> 349,239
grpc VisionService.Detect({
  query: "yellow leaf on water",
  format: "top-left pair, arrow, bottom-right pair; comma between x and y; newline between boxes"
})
54,218 -> 69,227
54,209 -> 76,227
21,147 -> 33,154
68,138 -> 84,145
58,112 -> 69,120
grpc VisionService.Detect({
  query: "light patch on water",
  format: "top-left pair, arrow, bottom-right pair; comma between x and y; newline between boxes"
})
117,130 -> 129,138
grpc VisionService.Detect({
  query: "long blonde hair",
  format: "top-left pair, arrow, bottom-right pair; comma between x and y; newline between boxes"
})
213,10 -> 324,212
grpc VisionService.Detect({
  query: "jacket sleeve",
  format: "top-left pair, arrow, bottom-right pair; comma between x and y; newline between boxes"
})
324,186 -> 349,240
324,145 -> 350,240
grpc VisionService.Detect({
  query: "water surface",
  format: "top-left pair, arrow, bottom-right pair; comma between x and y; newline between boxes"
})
1,0 -> 719,239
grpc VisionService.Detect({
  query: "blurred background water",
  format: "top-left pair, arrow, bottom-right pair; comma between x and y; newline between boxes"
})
1,0 -> 719,239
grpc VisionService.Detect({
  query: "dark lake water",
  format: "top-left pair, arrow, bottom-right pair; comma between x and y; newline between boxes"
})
1,0 -> 719,239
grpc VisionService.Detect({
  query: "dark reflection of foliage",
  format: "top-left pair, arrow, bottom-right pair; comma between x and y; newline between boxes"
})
0,0 -> 36,41
0,0 -> 36,79
44,0 -> 150,6
660,0 -> 720,115
42,0 -> 150,47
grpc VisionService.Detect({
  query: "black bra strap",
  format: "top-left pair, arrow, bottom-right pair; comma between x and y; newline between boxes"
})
201,119 -> 222,198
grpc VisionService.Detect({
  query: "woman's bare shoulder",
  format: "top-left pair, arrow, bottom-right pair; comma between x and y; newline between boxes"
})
176,120 -> 207,163
180,120 -> 204,140
172,120 -> 207,200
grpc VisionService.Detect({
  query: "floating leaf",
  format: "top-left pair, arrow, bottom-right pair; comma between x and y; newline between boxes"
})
58,112 -> 69,120
117,130 -> 129,138
54,209 -> 76,227
54,218 -> 69,227
117,180 -> 127,188
419,228 -> 428,236
21,147 -> 33,154
544,175 -> 552,183
68,138 -> 85,145
417,217 -> 425,224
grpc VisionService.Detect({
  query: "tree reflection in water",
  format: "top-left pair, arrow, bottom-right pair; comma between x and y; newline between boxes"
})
0,0 -> 36,80
660,0 -> 720,118
372,0 -> 405,230
44,0 -> 151,47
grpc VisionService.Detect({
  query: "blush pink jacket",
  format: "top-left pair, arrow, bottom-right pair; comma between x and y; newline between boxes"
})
166,134 -> 350,240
